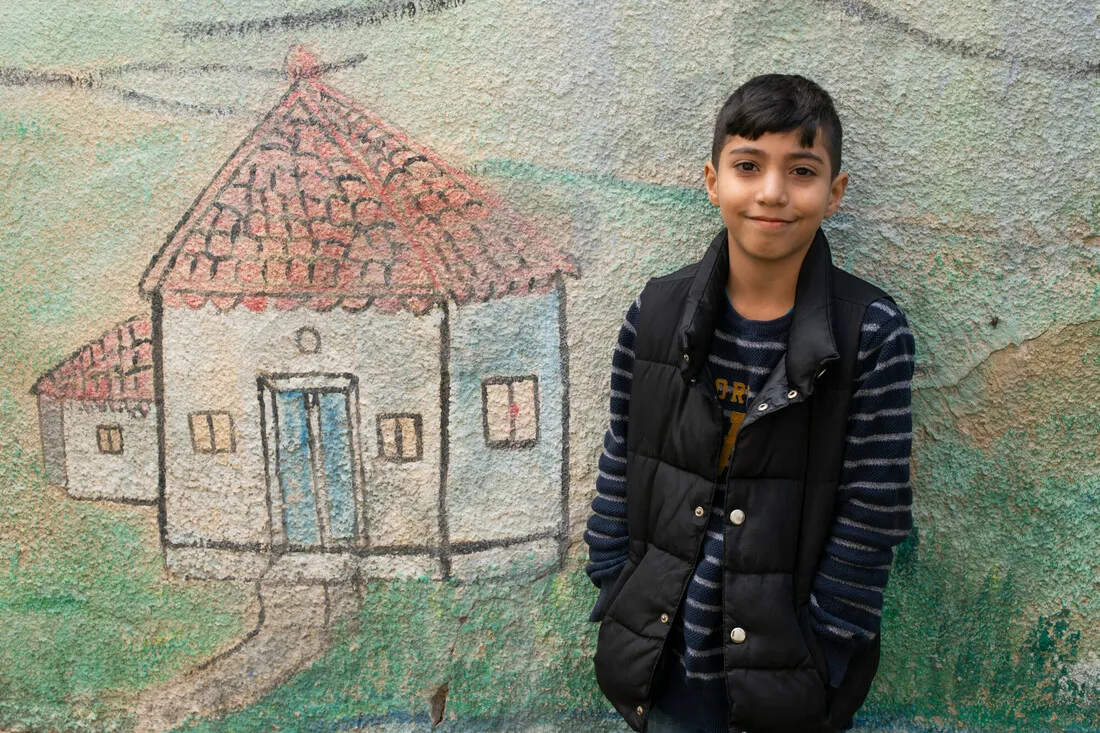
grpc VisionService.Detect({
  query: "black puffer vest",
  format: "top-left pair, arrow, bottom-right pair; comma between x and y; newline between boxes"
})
593,227 -> 893,733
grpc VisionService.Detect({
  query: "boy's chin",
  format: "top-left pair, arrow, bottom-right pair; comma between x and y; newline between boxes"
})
728,230 -> 815,262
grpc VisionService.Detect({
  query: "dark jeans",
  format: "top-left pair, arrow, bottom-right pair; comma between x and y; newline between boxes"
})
648,702 -> 729,733
647,666 -> 856,733
649,663 -> 729,733
649,705 -> 854,733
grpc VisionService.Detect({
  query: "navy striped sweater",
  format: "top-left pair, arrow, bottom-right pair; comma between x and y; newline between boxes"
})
584,289 -> 915,695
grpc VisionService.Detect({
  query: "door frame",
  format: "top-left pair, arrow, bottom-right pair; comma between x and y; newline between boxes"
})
257,372 -> 367,552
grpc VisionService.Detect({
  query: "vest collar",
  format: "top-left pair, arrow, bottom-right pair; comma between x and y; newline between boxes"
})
677,226 -> 840,396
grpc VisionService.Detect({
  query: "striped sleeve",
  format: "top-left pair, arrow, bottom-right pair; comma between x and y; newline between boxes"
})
583,296 -> 641,622
809,297 -> 916,686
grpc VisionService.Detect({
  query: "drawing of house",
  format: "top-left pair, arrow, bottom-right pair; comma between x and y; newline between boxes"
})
33,46 -> 577,583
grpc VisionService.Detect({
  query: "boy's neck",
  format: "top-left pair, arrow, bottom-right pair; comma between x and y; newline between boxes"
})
724,231 -> 813,320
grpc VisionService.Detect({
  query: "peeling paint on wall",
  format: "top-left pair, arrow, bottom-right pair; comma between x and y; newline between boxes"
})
1,1 -> 1099,731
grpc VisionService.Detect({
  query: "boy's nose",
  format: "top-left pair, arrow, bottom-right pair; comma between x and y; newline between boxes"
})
756,172 -> 788,206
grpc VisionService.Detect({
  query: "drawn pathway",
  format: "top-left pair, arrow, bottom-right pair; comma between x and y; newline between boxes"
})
131,578 -> 360,732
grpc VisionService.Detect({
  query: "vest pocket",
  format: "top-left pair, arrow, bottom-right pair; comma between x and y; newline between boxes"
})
796,603 -> 830,691
593,614 -> 665,727
602,554 -> 639,620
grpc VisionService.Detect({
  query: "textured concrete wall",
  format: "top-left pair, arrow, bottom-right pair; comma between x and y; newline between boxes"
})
62,402 -> 158,502
1,1 -> 1098,731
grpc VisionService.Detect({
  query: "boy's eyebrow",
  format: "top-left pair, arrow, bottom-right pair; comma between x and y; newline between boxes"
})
728,146 -> 826,165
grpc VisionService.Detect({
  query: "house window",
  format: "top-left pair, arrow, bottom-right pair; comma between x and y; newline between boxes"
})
482,375 -> 539,448
96,424 -> 123,454
189,411 -> 236,454
295,326 -> 321,354
377,413 -> 422,462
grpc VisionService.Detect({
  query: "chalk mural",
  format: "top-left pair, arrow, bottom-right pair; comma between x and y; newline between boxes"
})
18,37 -> 585,729
35,45 -> 575,589
2,0 -> 1100,731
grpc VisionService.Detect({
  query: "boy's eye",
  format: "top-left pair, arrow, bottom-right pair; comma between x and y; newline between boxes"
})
793,167 -> 816,176
733,162 -> 757,172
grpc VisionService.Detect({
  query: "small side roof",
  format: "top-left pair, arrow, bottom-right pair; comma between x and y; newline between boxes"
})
139,46 -> 576,315
31,315 -> 154,408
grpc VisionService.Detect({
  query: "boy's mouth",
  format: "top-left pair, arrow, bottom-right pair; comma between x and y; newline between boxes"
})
748,216 -> 795,229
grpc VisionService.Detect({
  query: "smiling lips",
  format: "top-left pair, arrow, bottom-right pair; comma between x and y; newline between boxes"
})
748,216 -> 794,229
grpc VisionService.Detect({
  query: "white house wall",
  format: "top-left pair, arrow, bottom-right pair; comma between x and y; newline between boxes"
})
353,305 -> 444,551
446,287 -> 564,545
61,401 -> 158,502
160,302 -> 443,551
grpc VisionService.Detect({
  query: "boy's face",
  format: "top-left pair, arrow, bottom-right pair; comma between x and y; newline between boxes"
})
703,128 -> 848,265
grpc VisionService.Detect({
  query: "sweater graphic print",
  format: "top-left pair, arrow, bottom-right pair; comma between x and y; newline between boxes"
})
584,290 -> 916,693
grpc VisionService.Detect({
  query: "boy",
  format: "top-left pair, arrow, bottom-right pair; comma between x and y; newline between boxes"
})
583,74 -> 915,733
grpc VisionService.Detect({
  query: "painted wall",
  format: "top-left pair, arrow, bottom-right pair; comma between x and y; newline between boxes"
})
61,401 -> 159,502
161,301 -> 444,557
1,1 -> 1098,731
446,285 -> 565,545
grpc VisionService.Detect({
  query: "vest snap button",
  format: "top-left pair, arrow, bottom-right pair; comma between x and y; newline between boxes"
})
787,389 -> 798,399
694,506 -> 705,517
731,626 -> 746,643
660,613 -> 669,624
757,403 -> 768,411
683,353 -> 690,362
636,705 -> 645,716
730,509 -> 745,525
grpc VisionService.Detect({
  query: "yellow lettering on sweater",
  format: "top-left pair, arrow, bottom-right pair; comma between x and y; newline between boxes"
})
715,378 -> 749,470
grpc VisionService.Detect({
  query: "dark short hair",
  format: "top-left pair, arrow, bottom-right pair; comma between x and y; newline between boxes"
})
711,74 -> 842,178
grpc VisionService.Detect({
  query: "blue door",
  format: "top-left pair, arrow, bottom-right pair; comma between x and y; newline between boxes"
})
275,389 -> 358,548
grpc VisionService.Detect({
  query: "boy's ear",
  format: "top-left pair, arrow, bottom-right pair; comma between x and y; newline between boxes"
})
704,159 -> 720,207
824,171 -> 849,218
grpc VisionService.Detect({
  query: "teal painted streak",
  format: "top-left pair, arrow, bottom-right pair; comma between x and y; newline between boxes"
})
276,391 -> 320,547
469,158 -> 711,210
318,391 -> 356,541
0,593 -> 85,613
0,112 -> 60,143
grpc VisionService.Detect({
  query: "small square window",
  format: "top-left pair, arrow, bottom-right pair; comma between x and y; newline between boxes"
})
96,424 -> 123,454
482,375 -> 539,449
377,413 -> 422,462
189,411 -> 236,454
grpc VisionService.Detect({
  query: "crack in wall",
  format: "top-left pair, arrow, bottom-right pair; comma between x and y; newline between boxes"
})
914,317 -> 1100,392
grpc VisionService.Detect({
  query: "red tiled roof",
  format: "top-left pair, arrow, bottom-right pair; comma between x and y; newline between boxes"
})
139,47 -> 576,315
32,315 -> 154,408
